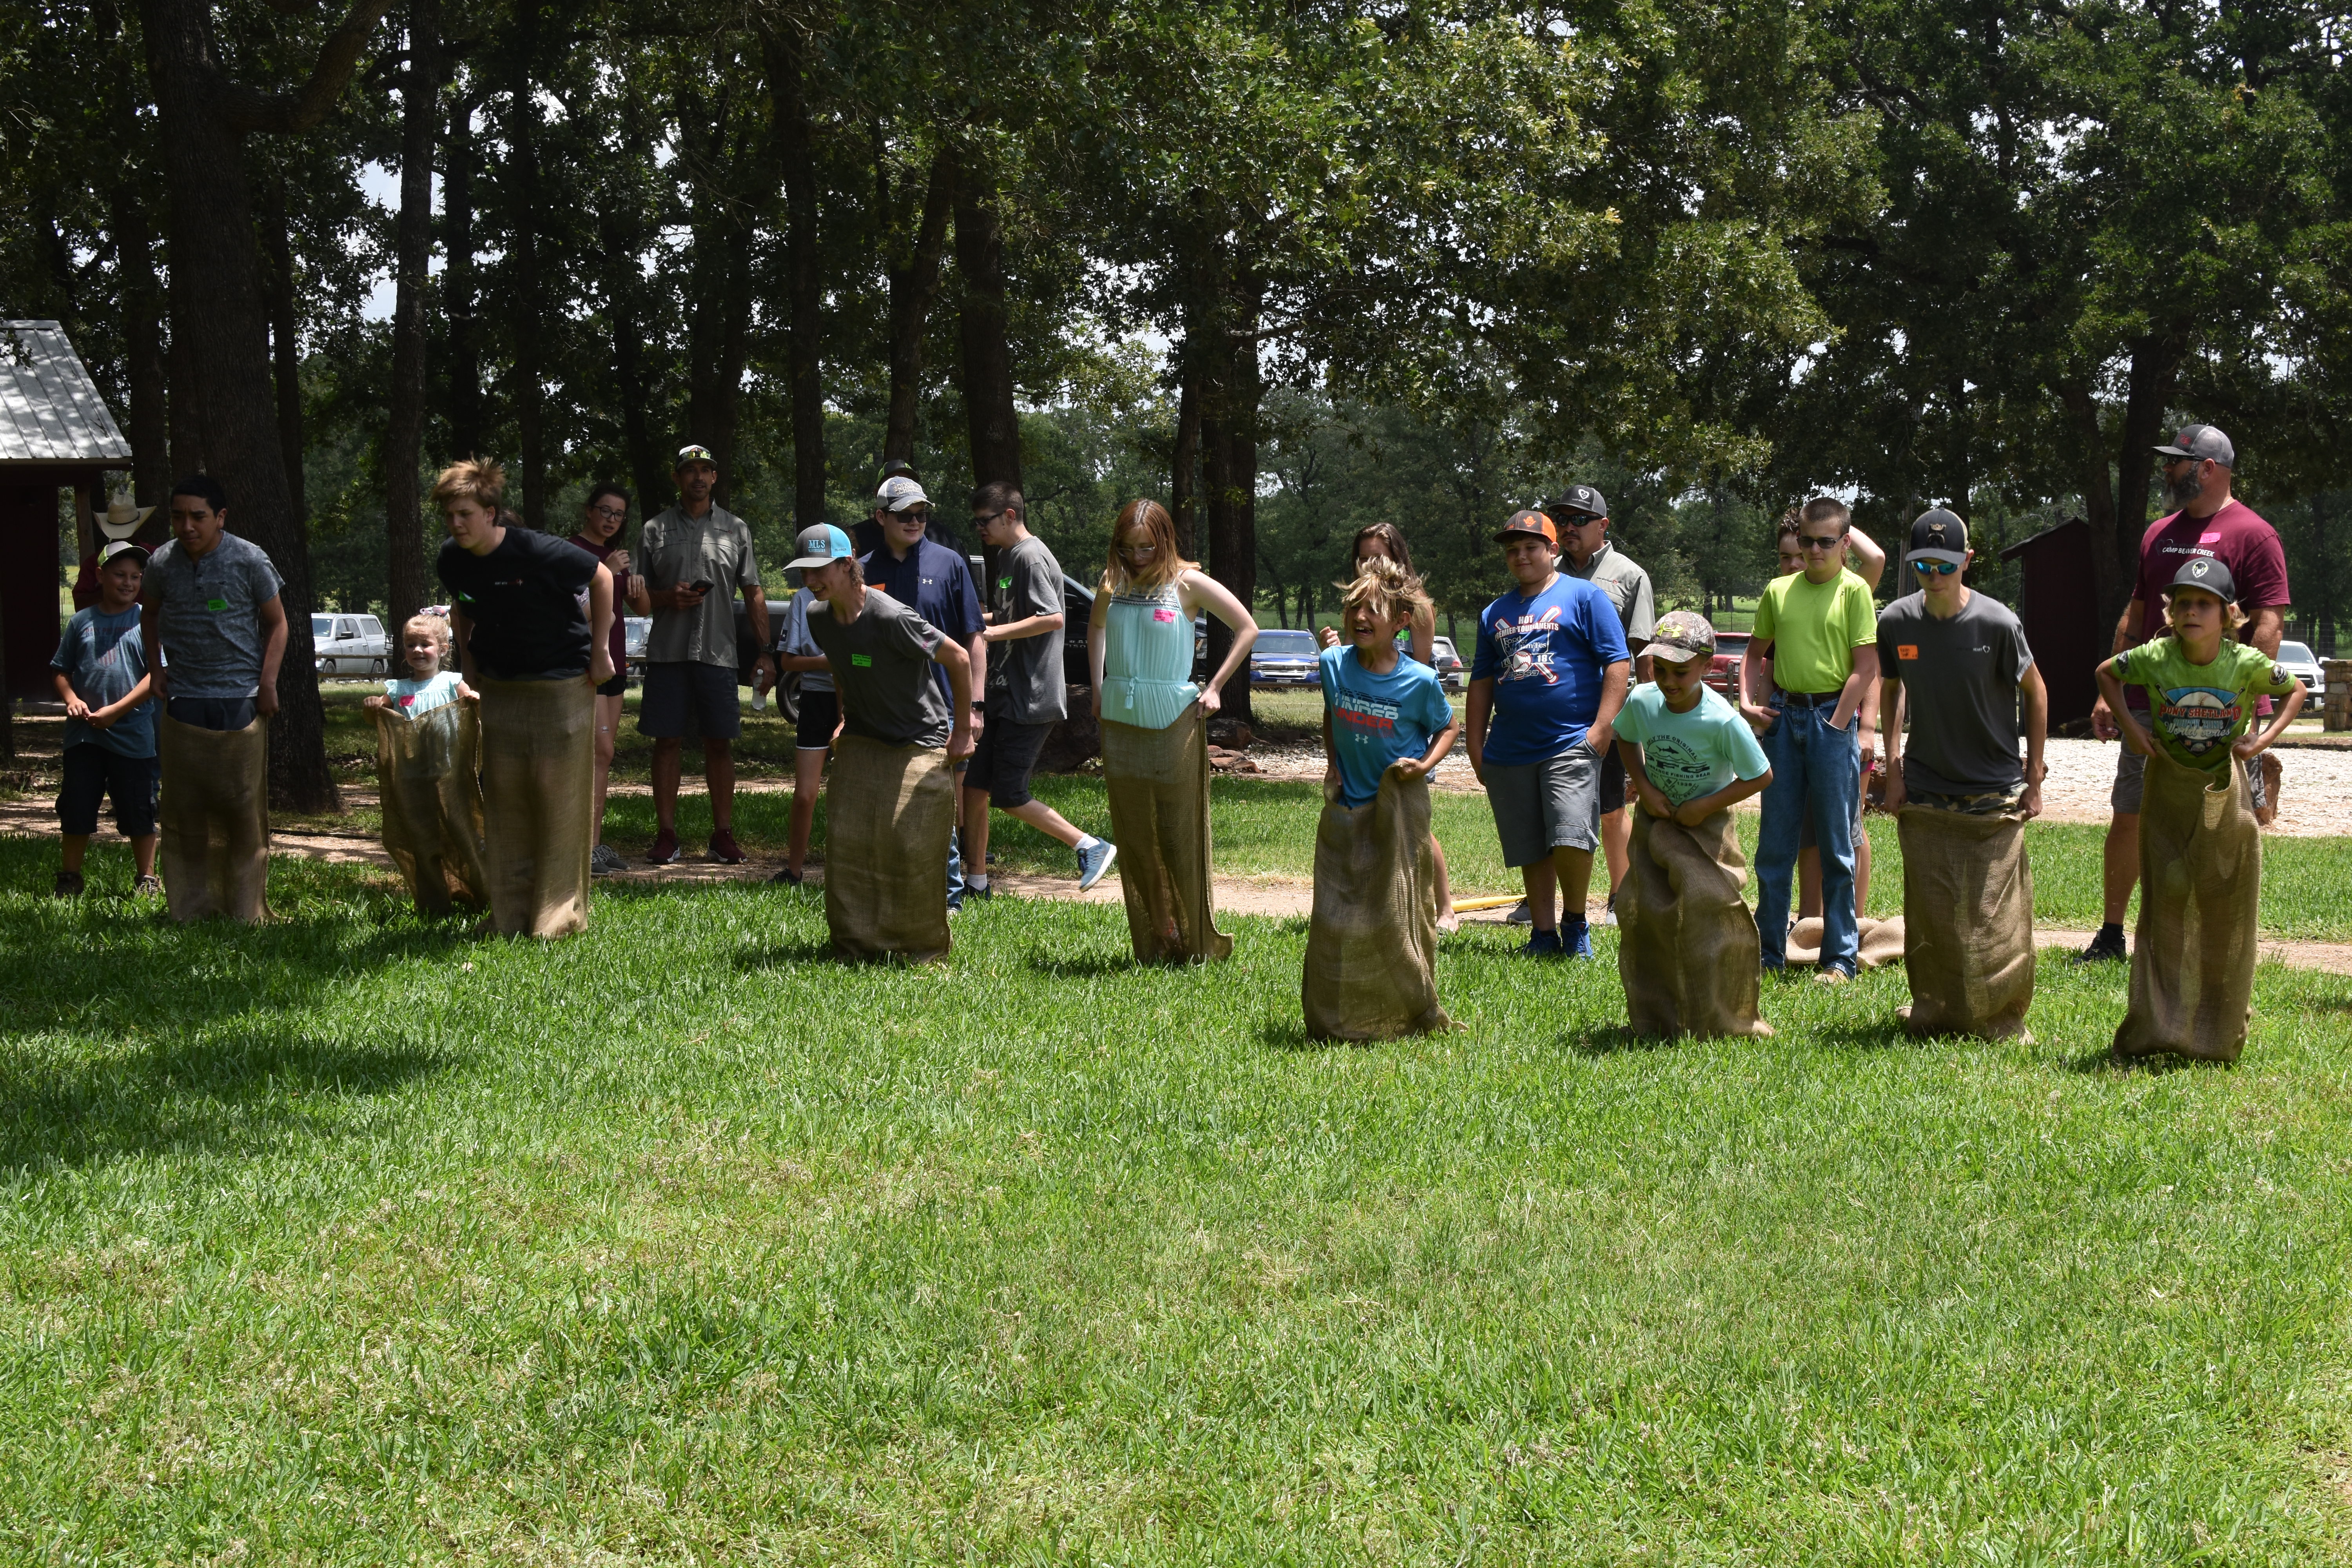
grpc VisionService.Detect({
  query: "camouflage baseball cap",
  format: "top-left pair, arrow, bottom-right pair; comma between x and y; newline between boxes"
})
1648,610 -> 1717,664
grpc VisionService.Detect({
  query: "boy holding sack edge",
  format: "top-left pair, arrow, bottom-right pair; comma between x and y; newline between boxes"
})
2095,558 -> 2303,1062
1612,613 -> 1775,1039
1878,510 -> 2048,1040
1305,560 -> 1460,1040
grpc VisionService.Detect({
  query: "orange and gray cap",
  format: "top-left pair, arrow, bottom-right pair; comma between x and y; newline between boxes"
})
1494,508 -> 1557,545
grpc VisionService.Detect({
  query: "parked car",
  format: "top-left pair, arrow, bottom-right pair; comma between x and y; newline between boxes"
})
1430,635 -> 1463,691
623,617 -> 651,682
1249,628 -> 1323,688
1703,631 -> 1752,699
2276,639 -> 2324,693
312,612 -> 390,677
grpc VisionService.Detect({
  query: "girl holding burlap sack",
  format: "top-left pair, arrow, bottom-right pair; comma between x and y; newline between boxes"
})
1086,500 -> 1259,965
2095,557 -> 2304,1063
1305,560 -> 1460,1040
364,614 -> 488,915
435,460 -> 616,940
1612,612 -> 1776,1039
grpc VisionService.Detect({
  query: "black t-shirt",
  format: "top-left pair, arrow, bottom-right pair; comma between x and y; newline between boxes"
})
436,528 -> 599,679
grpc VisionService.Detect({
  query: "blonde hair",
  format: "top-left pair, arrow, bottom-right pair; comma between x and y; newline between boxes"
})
2155,590 -> 2248,638
401,613 -> 454,656
1102,499 -> 1198,592
431,457 -> 506,513
1337,555 -> 1429,630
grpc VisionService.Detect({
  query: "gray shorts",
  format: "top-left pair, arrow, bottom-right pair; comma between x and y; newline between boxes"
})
1485,744 -> 1602,867
2111,746 -> 2267,813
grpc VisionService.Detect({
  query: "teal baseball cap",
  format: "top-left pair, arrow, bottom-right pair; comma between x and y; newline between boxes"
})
787,523 -> 855,570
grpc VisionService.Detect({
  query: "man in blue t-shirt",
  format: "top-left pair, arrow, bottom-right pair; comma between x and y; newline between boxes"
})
1466,509 -> 1632,957
50,541 -> 161,898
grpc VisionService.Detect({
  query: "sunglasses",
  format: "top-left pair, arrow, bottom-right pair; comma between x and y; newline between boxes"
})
1911,559 -> 1960,576
1798,534 -> 1843,552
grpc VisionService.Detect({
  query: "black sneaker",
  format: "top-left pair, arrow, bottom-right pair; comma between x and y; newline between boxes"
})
53,871 -> 83,898
2076,925 -> 2128,964
767,866 -> 804,886
963,882 -> 994,902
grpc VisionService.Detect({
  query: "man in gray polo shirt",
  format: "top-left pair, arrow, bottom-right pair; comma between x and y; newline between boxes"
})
140,474 -> 289,730
637,443 -> 771,866
1553,483 -> 1655,917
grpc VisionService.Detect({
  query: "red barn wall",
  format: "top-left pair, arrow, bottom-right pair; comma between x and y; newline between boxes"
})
0,485 -> 66,699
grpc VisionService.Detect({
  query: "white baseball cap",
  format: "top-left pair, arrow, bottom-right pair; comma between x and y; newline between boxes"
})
876,475 -> 929,512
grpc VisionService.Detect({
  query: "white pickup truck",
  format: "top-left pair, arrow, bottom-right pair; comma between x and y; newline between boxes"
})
312,613 -> 392,677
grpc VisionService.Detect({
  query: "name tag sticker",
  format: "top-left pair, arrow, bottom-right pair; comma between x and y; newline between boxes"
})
1897,644 -> 1919,661
206,597 -> 229,612
851,653 -> 873,667
1153,608 -> 1177,623
2200,532 -> 2221,544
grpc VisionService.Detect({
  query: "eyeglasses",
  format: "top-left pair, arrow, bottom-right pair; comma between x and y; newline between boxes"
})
972,510 -> 1007,528
1798,534 -> 1843,552
1911,559 -> 1959,576
590,505 -> 626,520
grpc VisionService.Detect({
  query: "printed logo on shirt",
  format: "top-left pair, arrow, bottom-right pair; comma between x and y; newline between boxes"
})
1494,606 -> 1565,686
851,653 -> 873,667
997,576 -> 1012,593
1642,735 -> 1714,802
2155,685 -> 2241,755
1896,644 -> 1918,661
1331,687 -> 1402,739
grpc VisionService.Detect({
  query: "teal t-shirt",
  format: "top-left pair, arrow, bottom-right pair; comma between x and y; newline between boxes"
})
1614,682 -> 1771,806
1319,644 -> 1454,807
2111,636 -> 2298,775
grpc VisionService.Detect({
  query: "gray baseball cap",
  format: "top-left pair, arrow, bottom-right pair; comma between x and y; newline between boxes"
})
2154,424 -> 2234,468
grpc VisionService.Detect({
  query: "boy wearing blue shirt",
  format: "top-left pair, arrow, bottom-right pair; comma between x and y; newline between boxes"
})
50,542 -> 161,897
1466,509 -> 1632,957
1320,564 -> 1459,806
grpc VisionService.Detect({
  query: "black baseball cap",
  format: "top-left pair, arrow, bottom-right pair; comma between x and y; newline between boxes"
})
2164,556 -> 2236,603
1906,508 -> 1969,567
1550,483 -> 1608,521
2154,425 -> 2234,467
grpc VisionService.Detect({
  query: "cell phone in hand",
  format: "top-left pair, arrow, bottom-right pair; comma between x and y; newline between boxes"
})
690,579 -> 712,593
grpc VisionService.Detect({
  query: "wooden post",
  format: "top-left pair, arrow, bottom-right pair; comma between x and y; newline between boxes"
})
2322,660 -> 2352,733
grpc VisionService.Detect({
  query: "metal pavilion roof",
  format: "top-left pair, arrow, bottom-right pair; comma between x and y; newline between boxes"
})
0,320 -> 132,468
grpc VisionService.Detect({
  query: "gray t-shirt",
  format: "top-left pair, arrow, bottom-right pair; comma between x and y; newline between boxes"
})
807,588 -> 950,747
985,535 -> 1068,725
639,504 -> 760,668
1878,588 -> 2035,795
1563,541 -> 1656,649
776,588 -> 832,694
145,532 -> 283,698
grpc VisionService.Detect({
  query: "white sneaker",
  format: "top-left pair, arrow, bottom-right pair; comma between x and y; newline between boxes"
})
590,843 -> 625,876
1077,838 -> 1119,891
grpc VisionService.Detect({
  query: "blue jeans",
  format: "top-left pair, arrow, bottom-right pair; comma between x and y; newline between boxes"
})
1755,703 -> 1861,974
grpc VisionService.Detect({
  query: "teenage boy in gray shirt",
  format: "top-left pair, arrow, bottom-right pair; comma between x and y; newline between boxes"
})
795,525 -> 974,755
1878,510 -> 2049,815
959,483 -> 1117,897
140,475 -> 289,730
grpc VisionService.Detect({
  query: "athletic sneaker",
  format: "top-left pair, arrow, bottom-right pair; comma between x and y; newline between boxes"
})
1077,838 -> 1119,891
708,829 -> 747,865
590,843 -> 625,876
1505,899 -> 1534,925
1563,920 -> 1594,959
1521,928 -> 1564,958
646,828 -> 681,865
2076,925 -> 2127,964
768,866 -> 804,886
133,874 -> 162,898
962,882 -> 994,903
53,871 -> 82,898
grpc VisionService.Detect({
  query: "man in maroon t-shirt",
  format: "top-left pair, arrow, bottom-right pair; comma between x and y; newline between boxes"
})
2080,423 -> 2291,962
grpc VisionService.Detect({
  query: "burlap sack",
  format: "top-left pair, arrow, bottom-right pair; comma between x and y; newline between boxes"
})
1302,768 -> 1450,1040
1786,915 -> 1906,969
477,677 -> 595,938
825,733 -> 955,962
158,713 -> 270,924
1101,708 -> 1232,964
2114,746 -> 2261,1063
1895,806 -> 2033,1039
1618,807 -> 1771,1039
372,699 -> 490,916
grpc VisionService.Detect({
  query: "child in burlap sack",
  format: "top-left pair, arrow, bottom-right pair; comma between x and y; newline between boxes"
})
1303,559 -> 1460,1040
1612,613 -> 1775,1038
2094,557 -> 2304,1062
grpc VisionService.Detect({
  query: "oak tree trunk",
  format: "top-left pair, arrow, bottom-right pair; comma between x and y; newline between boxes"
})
954,158 -> 1022,497
382,0 -> 438,627
768,26 -> 826,528
260,172 -> 307,528
441,94 -> 483,458
881,143 -> 953,465
503,10 -> 548,530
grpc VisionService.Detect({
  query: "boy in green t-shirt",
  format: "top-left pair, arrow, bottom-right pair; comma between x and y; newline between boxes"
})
1737,497 -> 1881,980
2095,558 -> 2301,778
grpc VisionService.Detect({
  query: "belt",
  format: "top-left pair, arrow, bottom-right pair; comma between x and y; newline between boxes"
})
1776,689 -> 1844,708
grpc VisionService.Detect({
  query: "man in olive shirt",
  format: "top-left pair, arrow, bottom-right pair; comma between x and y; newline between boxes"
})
638,443 -> 772,865
1553,483 -> 1655,915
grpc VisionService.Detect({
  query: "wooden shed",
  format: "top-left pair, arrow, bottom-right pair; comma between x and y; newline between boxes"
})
1999,516 -> 2100,729
0,321 -> 131,699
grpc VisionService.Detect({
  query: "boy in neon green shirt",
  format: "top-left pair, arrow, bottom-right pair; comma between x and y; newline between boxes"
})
1737,497 -> 1881,979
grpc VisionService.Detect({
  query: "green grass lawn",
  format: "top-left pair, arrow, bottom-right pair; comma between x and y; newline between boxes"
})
3,838 -> 2352,1560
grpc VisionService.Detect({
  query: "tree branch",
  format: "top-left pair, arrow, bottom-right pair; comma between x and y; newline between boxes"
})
218,0 -> 393,134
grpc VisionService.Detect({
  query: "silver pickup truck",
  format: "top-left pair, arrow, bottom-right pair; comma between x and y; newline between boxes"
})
312,613 -> 392,677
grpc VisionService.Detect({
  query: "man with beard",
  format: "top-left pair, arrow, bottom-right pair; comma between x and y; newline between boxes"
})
2080,425 -> 2292,963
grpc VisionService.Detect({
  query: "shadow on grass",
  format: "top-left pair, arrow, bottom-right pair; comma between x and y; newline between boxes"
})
0,1031 -> 456,1169
2062,1044 -> 2235,1075
731,937 -> 840,969
1026,949 -> 1144,980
